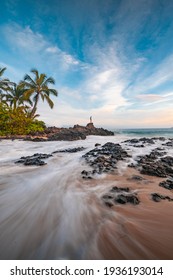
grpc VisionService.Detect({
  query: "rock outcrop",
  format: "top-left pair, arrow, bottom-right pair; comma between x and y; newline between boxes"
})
24,122 -> 114,142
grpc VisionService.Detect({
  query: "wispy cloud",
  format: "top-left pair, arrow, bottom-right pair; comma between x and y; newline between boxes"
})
1,23 -> 81,70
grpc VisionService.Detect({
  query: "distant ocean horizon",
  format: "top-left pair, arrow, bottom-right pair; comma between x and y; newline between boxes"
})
114,128 -> 173,137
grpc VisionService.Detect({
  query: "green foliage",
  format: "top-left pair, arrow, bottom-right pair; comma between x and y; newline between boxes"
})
20,68 -> 58,117
0,103 -> 45,136
0,66 -> 58,136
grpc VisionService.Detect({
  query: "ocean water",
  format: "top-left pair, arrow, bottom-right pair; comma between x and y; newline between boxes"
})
114,128 -> 173,138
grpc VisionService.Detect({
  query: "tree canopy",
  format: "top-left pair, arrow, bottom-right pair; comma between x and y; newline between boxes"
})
0,67 -> 58,136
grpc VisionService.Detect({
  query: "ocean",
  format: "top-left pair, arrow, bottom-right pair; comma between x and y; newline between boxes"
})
114,128 -> 173,137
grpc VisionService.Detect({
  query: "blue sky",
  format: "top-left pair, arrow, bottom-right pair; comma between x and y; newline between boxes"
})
1,0 -> 173,128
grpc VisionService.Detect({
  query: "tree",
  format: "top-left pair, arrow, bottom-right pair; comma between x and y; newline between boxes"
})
0,67 -> 12,93
20,69 -> 58,117
6,83 -> 32,110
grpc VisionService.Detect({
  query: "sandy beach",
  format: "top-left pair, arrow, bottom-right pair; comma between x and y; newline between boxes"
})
0,135 -> 173,259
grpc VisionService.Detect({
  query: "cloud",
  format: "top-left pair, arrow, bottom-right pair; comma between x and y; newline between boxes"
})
132,54 -> 173,93
2,23 -> 80,69
46,47 -> 59,54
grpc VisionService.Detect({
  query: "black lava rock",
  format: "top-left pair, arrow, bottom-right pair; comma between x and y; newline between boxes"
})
151,193 -> 173,202
15,153 -> 52,166
53,147 -> 85,153
159,179 -> 173,190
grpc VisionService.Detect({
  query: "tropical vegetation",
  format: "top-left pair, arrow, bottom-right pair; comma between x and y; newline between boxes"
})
0,67 -> 58,136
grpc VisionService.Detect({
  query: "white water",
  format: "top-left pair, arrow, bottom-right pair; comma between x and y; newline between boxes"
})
0,135 -> 173,259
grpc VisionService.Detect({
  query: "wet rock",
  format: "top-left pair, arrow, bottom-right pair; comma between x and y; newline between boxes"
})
82,142 -> 130,177
110,186 -> 130,192
124,137 -> 155,145
134,151 -> 173,178
48,130 -> 86,141
104,201 -> 114,208
159,179 -> 173,190
128,163 -> 136,168
129,175 -> 145,181
151,193 -> 173,202
102,185 -> 140,207
140,163 -> 168,177
82,175 -> 93,180
162,141 -> 173,147
115,194 -> 127,204
160,156 -> 173,166
53,147 -> 85,153
124,138 -> 140,144
139,137 -> 155,144
15,153 -> 52,166
81,170 -> 88,175
115,194 -> 140,205
95,143 -> 101,147
133,144 -> 145,148
152,137 -> 166,141
102,194 -> 114,200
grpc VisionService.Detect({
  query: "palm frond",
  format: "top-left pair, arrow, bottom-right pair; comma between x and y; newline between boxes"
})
40,93 -> 44,102
31,69 -> 39,80
0,67 -> 7,77
48,88 -> 58,96
44,77 -> 55,85
24,89 -> 35,100
38,73 -> 47,85
44,94 -> 54,109
23,74 -> 36,86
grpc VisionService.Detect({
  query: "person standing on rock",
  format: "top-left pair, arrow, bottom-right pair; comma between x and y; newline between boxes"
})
90,116 -> 92,123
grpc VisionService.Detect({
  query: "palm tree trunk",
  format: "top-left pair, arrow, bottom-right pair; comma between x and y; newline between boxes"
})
31,93 -> 39,118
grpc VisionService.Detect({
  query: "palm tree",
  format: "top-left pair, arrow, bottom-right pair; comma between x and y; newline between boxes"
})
0,67 -> 11,93
6,83 -> 33,110
20,69 -> 58,117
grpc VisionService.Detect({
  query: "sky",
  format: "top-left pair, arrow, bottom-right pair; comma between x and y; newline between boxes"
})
1,0 -> 173,129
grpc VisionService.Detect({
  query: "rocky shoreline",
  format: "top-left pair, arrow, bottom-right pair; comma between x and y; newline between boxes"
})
0,122 -> 114,141
15,136 -> 173,206
2,135 -> 173,259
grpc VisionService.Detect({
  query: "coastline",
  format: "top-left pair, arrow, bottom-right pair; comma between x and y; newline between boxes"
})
0,134 -> 173,259
0,123 -> 114,142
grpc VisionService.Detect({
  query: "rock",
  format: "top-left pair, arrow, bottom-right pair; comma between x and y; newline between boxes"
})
82,142 -> 130,177
128,163 -> 136,168
152,137 -> 166,141
102,194 -> 114,200
81,170 -> 88,175
134,151 -> 173,178
160,156 -> 173,166
115,194 -> 127,204
114,194 -> 140,205
129,175 -> 144,181
95,143 -> 101,147
102,185 -> 140,207
124,138 -> 140,144
159,179 -> 173,190
126,195 -> 140,205
104,201 -> 114,208
151,193 -> 173,202
140,163 -> 168,177
53,147 -> 85,153
15,153 -> 52,166
124,137 -> 155,145
48,130 -> 86,141
24,159 -> 46,166
162,141 -> 173,147
110,186 -> 130,192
